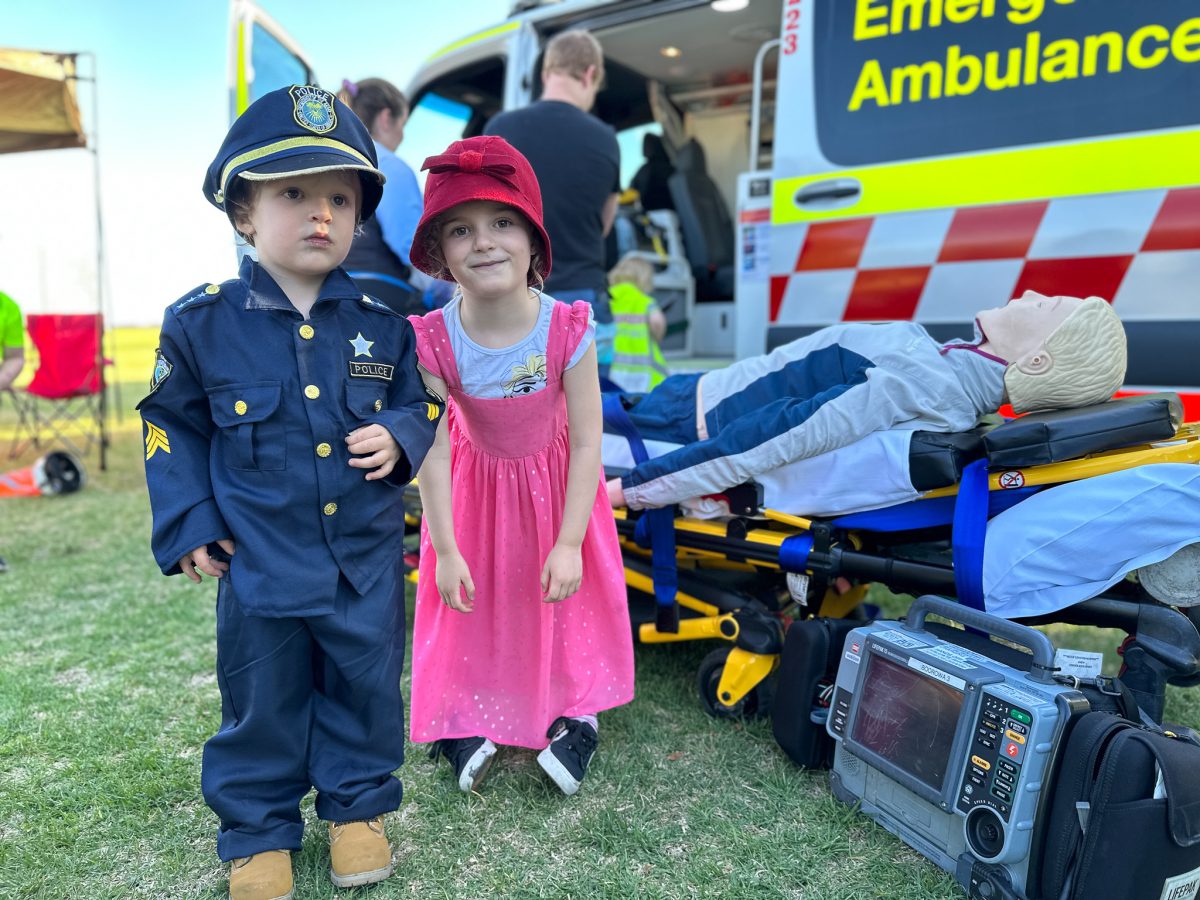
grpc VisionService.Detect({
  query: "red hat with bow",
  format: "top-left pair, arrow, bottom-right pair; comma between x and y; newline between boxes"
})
409,135 -> 552,283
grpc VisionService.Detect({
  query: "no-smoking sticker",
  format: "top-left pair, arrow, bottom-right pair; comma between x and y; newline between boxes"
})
998,471 -> 1025,489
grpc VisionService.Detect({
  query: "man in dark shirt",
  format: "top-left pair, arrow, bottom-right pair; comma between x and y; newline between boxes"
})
485,30 -> 621,374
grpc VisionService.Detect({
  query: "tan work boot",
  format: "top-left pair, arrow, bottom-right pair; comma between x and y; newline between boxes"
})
328,816 -> 393,888
229,850 -> 293,900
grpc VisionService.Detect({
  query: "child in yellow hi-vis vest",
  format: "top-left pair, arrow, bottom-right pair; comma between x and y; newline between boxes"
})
606,253 -> 669,392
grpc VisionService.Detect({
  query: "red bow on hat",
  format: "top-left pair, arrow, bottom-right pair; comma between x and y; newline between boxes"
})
422,147 -> 519,190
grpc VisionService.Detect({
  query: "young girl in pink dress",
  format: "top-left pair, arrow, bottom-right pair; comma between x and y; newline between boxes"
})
406,136 -> 634,795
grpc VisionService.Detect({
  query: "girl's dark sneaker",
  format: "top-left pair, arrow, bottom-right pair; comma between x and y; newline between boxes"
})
429,736 -> 498,792
536,717 -> 597,796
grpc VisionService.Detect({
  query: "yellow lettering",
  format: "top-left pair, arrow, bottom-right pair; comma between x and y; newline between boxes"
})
854,0 -> 890,40
892,0 -> 926,34
848,60 -> 891,110
983,47 -> 1022,89
890,61 -> 944,103
1040,38 -> 1079,81
1082,32 -> 1123,76
1171,18 -> 1200,64
1128,24 -> 1170,69
946,45 -> 982,95
944,0 -> 981,25
1023,31 -> 1041,84
1007,0 -> 1044,26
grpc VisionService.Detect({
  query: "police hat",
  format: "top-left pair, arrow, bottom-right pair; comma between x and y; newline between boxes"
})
204,84 -> 386,220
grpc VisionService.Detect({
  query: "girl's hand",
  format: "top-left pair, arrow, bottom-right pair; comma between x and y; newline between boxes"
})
541,543 -> 582,603
435,551 -> 475,613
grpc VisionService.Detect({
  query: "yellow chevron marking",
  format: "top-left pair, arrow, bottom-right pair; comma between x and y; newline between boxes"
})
144,421 -> 171,460
425,402 -> 440,421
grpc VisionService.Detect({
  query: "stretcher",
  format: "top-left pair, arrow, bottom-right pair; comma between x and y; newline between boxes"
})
604,392 -> 1200,724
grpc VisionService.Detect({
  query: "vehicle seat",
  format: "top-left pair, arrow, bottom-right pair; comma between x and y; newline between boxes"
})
667,139 -> 734,302
631,133 -> 675,212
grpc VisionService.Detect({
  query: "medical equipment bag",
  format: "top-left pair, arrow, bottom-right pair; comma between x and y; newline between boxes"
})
1036,712 -> 1200,900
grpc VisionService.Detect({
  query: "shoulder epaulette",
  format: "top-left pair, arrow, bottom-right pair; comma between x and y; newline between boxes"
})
172,282 -> 225,314
359,294 -> 402,317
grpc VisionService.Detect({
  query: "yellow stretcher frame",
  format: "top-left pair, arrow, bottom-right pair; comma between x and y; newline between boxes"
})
617,423 -> 1200,710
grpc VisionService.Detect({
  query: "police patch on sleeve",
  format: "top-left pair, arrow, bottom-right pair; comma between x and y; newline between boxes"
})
149,349 -> 173,394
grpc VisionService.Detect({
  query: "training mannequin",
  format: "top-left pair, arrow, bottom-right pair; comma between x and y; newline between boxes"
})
607,292 -> 1127,511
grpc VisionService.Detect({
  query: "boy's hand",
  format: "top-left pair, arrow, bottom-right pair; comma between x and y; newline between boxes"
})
435,551 -> 475,613
541,543 -> 582,603
178,538 -> 236,584
346,424 -> 403,480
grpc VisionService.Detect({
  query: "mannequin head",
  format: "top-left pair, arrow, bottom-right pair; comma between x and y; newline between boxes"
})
979,291 -> 1127,413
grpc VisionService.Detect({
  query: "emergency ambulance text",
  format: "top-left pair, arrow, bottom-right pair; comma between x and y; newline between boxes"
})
855,0 -> 1075,39
847,6 -> 1200,111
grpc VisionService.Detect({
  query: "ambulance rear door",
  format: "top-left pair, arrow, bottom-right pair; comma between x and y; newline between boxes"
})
765,0 -> 1200,394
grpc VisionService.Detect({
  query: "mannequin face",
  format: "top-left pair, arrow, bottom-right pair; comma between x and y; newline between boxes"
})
977,291 -> 1083,364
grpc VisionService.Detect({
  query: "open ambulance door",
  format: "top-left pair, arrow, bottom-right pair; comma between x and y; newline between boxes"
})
228,0 -> 317,120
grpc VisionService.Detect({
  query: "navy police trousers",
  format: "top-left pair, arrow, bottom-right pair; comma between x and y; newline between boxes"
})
202,559 -> 406,861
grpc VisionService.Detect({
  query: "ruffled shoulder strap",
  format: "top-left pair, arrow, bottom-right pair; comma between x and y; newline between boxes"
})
548,299 -> 594,377
407,309 -> 461,390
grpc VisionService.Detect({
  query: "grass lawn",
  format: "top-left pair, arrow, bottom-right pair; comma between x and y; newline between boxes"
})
1,358 -> 1197,899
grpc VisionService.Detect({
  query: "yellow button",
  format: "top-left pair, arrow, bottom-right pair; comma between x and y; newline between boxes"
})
373,399 -> 383,412
323,503 -> 337,516
299,324 -> 315,340
234,400 -> 247,416
316,443 -> 332,458
204,284 -> 221,295
304,385 -> 320,400
1004,730 -> 1026,745
970,755 -> 992,772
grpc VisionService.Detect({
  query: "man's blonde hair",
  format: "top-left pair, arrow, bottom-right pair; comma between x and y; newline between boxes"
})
543,30 -> 604,82
608,254 -> 655,293
1004,296 -> 1127,413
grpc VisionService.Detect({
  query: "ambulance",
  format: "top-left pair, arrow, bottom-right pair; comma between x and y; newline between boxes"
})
237,0 -> 1200,412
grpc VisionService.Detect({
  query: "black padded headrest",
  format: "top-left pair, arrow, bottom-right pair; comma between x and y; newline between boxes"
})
675,139 -> 706,173
982,392 -> 1182,469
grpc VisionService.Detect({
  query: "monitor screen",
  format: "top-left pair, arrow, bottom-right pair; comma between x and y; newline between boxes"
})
851,652 -> 965,793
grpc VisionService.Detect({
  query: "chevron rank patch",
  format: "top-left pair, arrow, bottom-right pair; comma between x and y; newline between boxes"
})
149,349 -> 173,394
425,402 -> 440,421
144,421 -> 171,460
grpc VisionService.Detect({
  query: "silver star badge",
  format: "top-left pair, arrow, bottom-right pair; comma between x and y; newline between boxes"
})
349,332 -> 375,358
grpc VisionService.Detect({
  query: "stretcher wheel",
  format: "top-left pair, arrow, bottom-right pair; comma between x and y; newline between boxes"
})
696,647 -> 770,719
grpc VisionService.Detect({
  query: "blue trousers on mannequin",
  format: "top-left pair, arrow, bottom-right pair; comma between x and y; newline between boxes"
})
202,558 -> 406,861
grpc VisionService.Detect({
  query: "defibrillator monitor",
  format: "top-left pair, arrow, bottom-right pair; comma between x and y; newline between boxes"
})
848,651 -> 965,799
827,597 -> 1089,900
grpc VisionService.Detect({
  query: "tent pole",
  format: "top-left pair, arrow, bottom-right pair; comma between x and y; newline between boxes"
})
76,52 -> 111,470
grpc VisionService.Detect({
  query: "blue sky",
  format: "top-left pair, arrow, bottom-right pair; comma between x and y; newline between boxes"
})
1,0 -> 511,325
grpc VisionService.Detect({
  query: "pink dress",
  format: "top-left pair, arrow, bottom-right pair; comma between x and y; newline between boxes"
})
409,300 -> 635,749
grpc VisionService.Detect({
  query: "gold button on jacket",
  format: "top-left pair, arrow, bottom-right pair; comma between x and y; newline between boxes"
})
374,399 -> 383,412
316,443 -> 332,458
299,324 -> 315,340
323,502 -> 337,516
234,400 -> 247,416
304,385 -> 320,400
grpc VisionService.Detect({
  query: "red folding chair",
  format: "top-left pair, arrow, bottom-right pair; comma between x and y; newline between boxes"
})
9,313 -> 110,469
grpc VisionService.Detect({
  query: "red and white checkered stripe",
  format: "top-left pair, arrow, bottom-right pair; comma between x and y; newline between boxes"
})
768,186 -> 1200,326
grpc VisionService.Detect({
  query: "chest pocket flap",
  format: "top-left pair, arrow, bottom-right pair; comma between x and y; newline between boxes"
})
345,382 -> 388,420
207,381 -> 284,471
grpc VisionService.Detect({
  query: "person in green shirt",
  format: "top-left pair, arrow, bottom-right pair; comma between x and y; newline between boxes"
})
0,291 -> 25,392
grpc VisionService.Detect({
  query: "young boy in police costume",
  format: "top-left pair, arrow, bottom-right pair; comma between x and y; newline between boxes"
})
139,85 -> 440,899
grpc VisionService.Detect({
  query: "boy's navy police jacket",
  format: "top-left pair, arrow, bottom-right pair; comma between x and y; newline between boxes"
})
139,256 -> 440,616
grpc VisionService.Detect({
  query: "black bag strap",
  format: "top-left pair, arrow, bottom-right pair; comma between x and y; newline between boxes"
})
1122,730 -> 1200,847
1042,713 -> 1131,898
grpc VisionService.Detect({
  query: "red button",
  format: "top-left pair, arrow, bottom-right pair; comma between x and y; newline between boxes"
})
1005,743 -> 1020,757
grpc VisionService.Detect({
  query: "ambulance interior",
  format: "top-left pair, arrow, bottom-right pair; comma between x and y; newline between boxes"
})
405,0 -> 783,356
